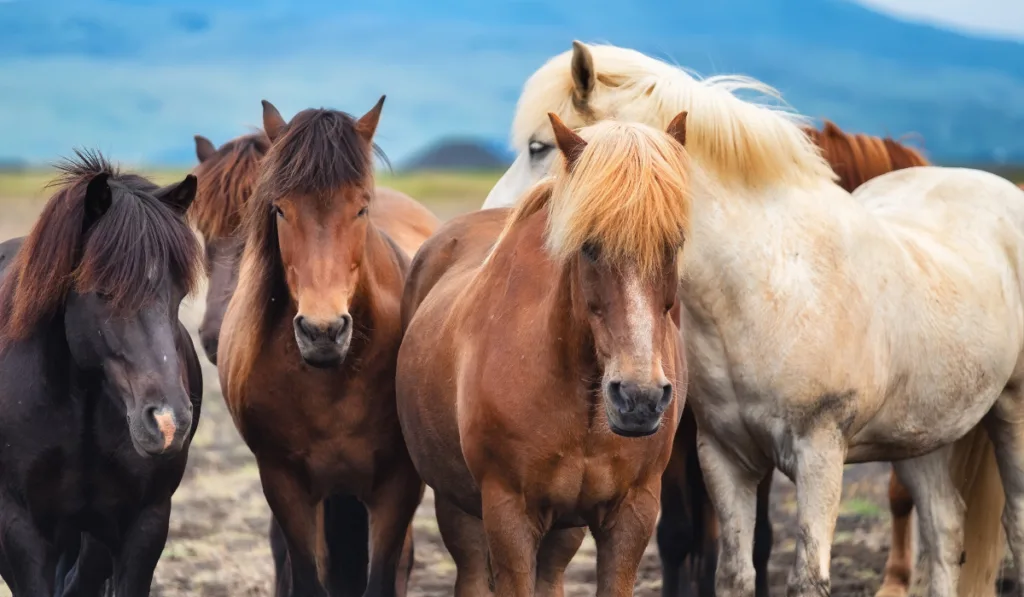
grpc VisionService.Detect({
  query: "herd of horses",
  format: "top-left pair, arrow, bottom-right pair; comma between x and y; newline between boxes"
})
1,40 -> 1024,597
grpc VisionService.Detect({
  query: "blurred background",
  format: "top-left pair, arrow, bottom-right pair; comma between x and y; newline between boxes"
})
1,1 -> 1023,595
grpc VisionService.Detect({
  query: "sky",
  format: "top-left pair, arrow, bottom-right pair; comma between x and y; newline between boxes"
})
857,0 -> 1024,40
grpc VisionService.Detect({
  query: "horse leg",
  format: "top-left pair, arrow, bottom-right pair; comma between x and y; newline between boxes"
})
786,428 -> 845,597
435,495 -> 492,596
108,498 -> 172,596
535,527 -> 586,597
260,464 -> 329,597
697,434 -> 762,597
362,463 -> 423,597
876,469 -> 914,597
395,524 -> 415,597
0,501 -> 58,596
269,517 -> 293,597
481,481 -> 545,597
985,391 -> 1024,597
892,448 -> 962,597
62,534 -> 113,597
657,428 -> 696,597
753,469 -> 774,597
592,483 -> 661,597
323,493 -> 369,597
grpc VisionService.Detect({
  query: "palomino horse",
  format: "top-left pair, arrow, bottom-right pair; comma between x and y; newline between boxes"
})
0,152 -> 203,595
217,98 -> 437,597
189,127 -> 436,596
482,41 -> 1018,597
397,115 -> 690,596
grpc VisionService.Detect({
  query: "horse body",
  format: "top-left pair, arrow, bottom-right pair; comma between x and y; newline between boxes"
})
0,155 -> 203,596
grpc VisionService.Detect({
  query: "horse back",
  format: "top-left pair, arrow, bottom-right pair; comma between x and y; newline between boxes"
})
372,187 -> 441,260
400,208 -> 509,330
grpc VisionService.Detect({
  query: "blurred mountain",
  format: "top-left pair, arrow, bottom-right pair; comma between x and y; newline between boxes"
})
400,138 -> 513,171
0,0 -> 1022,166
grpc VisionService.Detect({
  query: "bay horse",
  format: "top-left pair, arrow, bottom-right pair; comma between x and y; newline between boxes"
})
0,151 -> 203,595
397,115 -> 690,596
189,126 -> 437,596
217,98 -> 435,597
482,41 -> 1018,597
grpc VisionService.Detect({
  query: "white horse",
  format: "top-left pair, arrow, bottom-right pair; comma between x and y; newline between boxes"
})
484,41 -> 1021,597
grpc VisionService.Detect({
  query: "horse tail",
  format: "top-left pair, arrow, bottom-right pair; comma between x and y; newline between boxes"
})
953,425 -> 1005,597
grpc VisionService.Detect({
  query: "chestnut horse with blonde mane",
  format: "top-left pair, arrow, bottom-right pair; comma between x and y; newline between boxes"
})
483,41 -> 1021,597
189,128 -> 436,596
397,114 -> 690,596
217,98 -> 437,597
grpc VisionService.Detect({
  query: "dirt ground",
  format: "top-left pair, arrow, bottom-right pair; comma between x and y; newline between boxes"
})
0,199 -> 1015,597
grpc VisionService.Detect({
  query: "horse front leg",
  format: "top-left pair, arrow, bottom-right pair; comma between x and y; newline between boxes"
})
0,499 -> 58,596
787,428 -> 845,597
109,499 -> 172,596
876,468 -> 915,597
435,495 -> 493,597
480,481 -> 545,597
698,434 -> 764,597
592,483 -> 662,597
260,462 -> 329,597
362,460 -> 423,597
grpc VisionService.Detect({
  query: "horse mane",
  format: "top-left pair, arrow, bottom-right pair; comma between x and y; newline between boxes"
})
802,120 -> 930,191
225,108 -> 386,397
512,43 -> 837,191
500,120 -> 692,277
190,131 -> 271,239
0,149 -> 201,348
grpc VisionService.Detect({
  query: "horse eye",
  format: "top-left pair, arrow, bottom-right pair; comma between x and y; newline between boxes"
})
272,204 -> 285,219
581,242 -> 600,262
357,206 -> 369,217
529,140 -> 552,158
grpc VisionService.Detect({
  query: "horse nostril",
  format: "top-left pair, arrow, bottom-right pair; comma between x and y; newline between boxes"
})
659,383 -> 673,409
143,405 -> 177,451
334,314 -> 352,342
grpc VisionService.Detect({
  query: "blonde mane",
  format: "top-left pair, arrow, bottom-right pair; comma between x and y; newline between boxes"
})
502,120 -> 692,277
512,43 -> 837,191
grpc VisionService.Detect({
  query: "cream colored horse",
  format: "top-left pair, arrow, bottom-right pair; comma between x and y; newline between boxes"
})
485,41 -> 1020,597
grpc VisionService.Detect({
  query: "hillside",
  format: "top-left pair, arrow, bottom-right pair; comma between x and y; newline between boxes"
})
0,0 -> 1022,165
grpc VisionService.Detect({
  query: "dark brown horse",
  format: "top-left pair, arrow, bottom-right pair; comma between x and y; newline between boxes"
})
0,151 -> 203,595
397,114 -> 691,596
218,98 -> 436,597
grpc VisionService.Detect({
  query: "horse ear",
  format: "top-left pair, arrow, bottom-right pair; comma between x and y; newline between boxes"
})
547,113 -> 587,170
194,135 -> 217,163
356,95 -> 386,144
667,111 -> 688,147
83,172 -> 112,231
570,40 -> 595,105
262,100 -> 288,142
155,174 -> 198,215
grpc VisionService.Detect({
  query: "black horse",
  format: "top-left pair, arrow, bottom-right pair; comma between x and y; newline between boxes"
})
0,150 -> 203,596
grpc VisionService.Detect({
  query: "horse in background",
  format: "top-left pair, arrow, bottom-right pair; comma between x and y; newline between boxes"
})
0,152 -> 203,595
397,114 -> 691,596
217,98 -> 435,597
484,40 -> 1014,597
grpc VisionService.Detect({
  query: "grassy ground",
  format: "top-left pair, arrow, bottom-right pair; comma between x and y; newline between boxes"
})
0,167 -> 1020,596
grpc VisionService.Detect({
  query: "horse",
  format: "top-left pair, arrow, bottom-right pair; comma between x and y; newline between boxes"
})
481,41 -> 1019,597
189,131 -> 438,366
396,114 -> 691,596
0,151 -> 203,596
189,126 -> 437,596
217,98 -> 436,597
